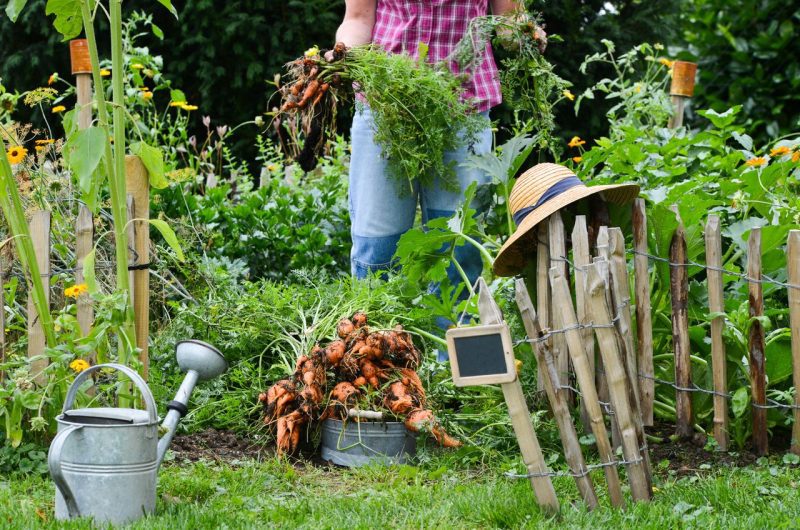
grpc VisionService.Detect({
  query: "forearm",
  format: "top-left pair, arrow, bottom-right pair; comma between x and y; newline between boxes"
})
335,19 -> 374,47
490,0 -> 525,16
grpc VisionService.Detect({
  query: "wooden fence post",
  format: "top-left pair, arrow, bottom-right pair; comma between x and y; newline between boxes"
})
748,227 -> 768,456
28,211 -> 51,386
70,39 -> 93,130
126,156 -> 150,379
572,215 -> 594,431
595,227 -> 619,448
669,206 -> 693,439
667,61 -> 697,129
514,279 -> 598,510
548,211 -> 571,405
75,205 -> 94,340
477,278 -> 560,513
536,222 -> 550,392
788,230 -> 800,456
705,215 -> 728,451
632,199 -> 654,426
585,259 -> 652,502
543,271 -> 625,508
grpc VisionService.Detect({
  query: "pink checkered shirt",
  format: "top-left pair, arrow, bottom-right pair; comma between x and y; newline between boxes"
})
371,0 -> 502,113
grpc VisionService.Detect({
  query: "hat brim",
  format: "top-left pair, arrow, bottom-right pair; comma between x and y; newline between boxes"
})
492,182 -> 640,277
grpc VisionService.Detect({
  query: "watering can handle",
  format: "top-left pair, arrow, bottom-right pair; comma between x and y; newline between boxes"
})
61,363 -> 158,424
48,424 -> 83,518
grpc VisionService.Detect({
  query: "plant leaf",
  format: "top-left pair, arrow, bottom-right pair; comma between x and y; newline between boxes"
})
149,219 -> 185,261
45,0 -> 83,41
5,0 -> 29,22
64,126 -> 106,196
156,0 -> 178,18
129,141 -> 167,189
82,249 -> 98,294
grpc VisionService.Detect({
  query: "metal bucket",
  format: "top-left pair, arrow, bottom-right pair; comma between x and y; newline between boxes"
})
320,418 -> 416,467
49,364 -> 159,525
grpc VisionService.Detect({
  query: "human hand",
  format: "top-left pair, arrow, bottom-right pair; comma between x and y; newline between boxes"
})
324,42 -> 348,62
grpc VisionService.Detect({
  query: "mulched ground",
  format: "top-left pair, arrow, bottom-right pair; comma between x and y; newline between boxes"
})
168,429 -> 273,463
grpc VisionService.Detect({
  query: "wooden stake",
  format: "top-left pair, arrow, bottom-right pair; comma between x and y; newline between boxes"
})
572,215 -> 594,431
788,230 -> 800,456
75,206 -> 94,340
548,211 -> 571,405
585,260 -> 652,502
667,61 -> 697,129
536,222 -> 550,392
669,206 -> 693,439
27,211 -> 51,386
126,156 -> 150,379
632,199 -> 654,426
126,195 -> 137,307
748,227 -> 768,456
542,272 -> 626,507
595,227 -> 619,448
70,39 -> 93,130
705,215 -> 728,451
477,278 -> 559,513
514,279 -> 598,509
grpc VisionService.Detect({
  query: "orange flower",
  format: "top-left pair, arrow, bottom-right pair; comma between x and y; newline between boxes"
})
770,145 -> 791,157
744,157 -> 767,167
568,136 -> 586,148
47,72 -> 58,86
572,156 -> 582,163
64,283 -> 88,298
6,146 -> 28,164
793,151 -> 800,163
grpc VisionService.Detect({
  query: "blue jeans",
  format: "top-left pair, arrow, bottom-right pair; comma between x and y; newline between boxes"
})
349,107 -> 493,284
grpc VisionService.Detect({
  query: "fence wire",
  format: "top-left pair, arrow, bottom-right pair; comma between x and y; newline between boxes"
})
504,444 -> 648,480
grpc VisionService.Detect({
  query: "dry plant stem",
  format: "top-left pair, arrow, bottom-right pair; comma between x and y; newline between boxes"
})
544,270 -> 626,508
477,278 -> 559,513
788,230 -> 800,456
632,200 -> 654,426
514,279 -> 598,510
586,260 -> 651,502
705,215 -> 728,451
748,227 -> 768,456
0,141 -> 56,348
669,207 -> 693,440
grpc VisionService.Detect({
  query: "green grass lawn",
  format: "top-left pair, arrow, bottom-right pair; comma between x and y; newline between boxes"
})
3,453 -> 800,529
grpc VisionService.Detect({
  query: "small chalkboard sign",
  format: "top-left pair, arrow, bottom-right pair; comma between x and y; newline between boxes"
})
445,323 -> 516,386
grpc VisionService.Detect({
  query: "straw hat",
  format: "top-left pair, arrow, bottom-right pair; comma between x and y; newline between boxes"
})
493,163 -> 639,277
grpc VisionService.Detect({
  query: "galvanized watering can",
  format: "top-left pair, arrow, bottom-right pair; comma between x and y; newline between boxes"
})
48,340 -> 227,525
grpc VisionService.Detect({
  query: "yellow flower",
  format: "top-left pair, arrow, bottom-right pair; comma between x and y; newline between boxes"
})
572,156 -> 583,163
47,72 -> 58,86
69,359 -> 90,373
169,100 -> 185,107
52,105 -> 66,113
267,164 -> 277,171
744,157 -> 767,167
770,145 -> 791,157
634,83 -> 642,93
568,136 -> 586,148
562,89 -> 575,101
64,283 -> 88,298
35,139 -> 54,153
100,69 -> 111,77
130,63 -> 145,70
659,58 -> 674,68
181,103 -> 198,111
304,46 -> 320,58
514,359 -> 523,375
6,146 -> 28,164
142,91 -> 153,102
793,151 -> 800,163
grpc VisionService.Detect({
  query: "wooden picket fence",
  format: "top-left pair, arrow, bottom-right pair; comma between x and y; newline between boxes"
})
0,156 -> 151,381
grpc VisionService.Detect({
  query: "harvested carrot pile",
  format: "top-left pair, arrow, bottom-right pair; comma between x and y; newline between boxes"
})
259,311 -> 460,454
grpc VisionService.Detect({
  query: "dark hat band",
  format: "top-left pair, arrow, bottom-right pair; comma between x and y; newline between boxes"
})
512,176 -> 583,226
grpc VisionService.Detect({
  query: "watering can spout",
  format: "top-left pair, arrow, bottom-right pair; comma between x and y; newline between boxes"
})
156,340 -> 228,467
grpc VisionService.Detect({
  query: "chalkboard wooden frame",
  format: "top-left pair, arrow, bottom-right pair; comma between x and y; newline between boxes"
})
445,323 -> 516,386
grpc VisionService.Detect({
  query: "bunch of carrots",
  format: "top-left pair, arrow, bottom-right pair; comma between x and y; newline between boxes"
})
259,311 -> 460,454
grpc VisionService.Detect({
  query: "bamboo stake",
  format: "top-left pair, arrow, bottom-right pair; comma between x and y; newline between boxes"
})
585,260 -> 651,502
669,206 -> 693,439
572,215 -> 594,431
28,211 -> 51,386
548,211 -> 571,405
705,215 -> 728,451
126,156 -> 150,379
788,230 -> 800,456
477,278 -> 559,513
748,227 -> 768,456
536,222 -> 550,392
514,279 -> 599,510
632,199 -> 654,426
543,271 -> 626,508
75,205 -> 94,340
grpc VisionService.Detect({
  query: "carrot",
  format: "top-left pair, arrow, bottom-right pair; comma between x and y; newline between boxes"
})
297,79 -> 320,108
325,339 -> 346,366
352,311 -> 367,328
353,376 -> 367,387
337,318 -> 355,339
